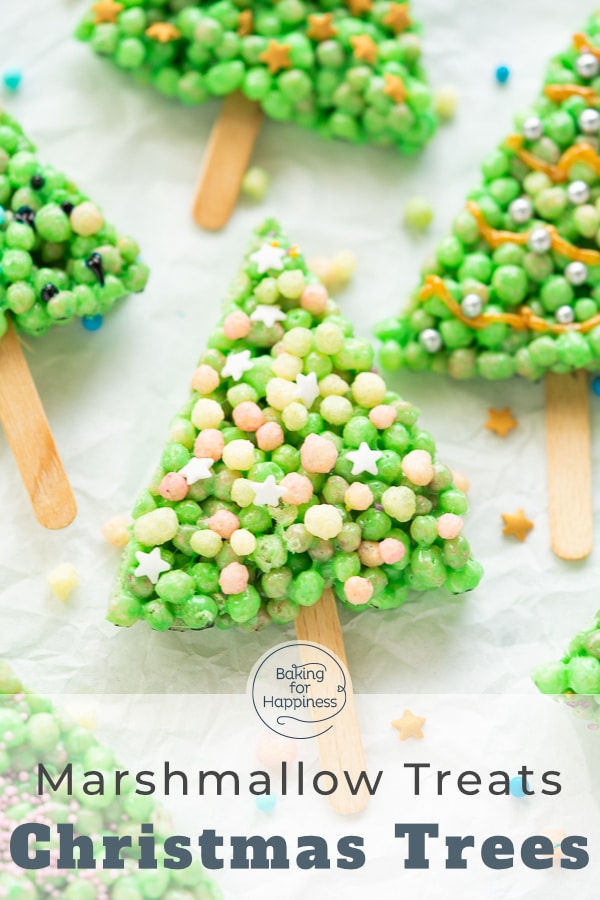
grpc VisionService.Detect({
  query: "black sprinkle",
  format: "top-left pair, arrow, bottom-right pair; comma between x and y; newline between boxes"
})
14,206 -> 35,227
374,503 -> 384,511
61,202 -> 75,215
41,283 -> 59,303
30,174 -> 45,190
85,251 -> 105,287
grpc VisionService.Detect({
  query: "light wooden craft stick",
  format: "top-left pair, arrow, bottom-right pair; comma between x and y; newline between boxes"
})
193,92 -> 263,231
546,370 -> 592,560
295,588 -> 370,816
0,324 -> 77,529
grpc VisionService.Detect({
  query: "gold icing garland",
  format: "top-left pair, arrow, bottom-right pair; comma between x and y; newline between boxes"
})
504,136 -> 600,183
415,202 -> 600,336
466,200 -> 600,266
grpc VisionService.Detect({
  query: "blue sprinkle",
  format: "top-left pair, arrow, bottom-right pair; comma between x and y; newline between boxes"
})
592,376 -> 600,397
3,69 -> 23,92
0,207 -> 5,226
82,315 -> 103,332
495,65 -> 510,85
509,776 -> 530,798
255,794 -> 276,813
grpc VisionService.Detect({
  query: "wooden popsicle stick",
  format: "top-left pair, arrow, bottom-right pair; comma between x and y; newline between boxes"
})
193,92 -> 263,231
0,324 -> 77,529
295,588 -> 369,816
545,370 -> 592,560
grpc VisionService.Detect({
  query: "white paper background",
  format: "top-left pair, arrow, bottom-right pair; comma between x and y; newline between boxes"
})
1,1 -> 599,701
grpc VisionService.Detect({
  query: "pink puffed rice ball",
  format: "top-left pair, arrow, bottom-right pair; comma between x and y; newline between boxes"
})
402,449 -> 434,486
344,482 -> 373,511
300,284 -> 328,316
194,428 -> 224,461
191,364 -> 220,394
233,401 -> 265,432
223,310 -> 251,340
208,510 -> 240,539
219,562 -> 249,595
158,472 -> 188,502
437,513 -> 464,540
257,735 -> 297,767
280,473 -> 313,505
358,541 -> 383,568
379,538 -> 406,565
256,421 -> 285,451
300,433 -> 338,473
369,405 -> 397,429
344,576 -> 374,605
452,470 -> 470,493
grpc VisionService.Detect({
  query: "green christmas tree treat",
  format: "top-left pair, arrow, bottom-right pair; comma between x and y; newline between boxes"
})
533,613 -> 600,731
375,14 -> 600,560
77,0 -> 437,227
0,661 -> 221,898
0,108 -> 148,529
109,220 -> 482,634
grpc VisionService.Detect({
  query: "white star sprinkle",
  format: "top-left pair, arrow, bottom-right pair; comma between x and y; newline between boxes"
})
222,349 -> 253,382
179,457 -> 215,485
294,371 -> 320,407
247,475 -> 286,507
250,304 -> 286,328
135,548 -> 171,584
250,243 -> 286,274
346,442 -> 383,476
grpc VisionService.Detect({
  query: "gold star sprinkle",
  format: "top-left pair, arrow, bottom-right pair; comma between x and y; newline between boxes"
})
259,41 -> 292,74
392,710 -> 426,741
91,0 -> 123,24
307,13 -> 338,42
350,34 -> 378,64
383,73 -> 407,104
501,509 -> 534,542
383,2 -> 411,34
238,9 -> 253,37
347,0 -> 373,15
485,407 -> 517,438
145,22 -> 181,43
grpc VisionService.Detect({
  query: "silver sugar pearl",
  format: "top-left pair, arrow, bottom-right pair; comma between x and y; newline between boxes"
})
555,305 -> 575,325
567,179 -> 591,205
528,227 -> 552,254
575,52 -> 600,80
509,196 -> 533,223
419,328 -> 443,354
460,293 -> 484,318
579,107 -> 600,134
522,115 -> 543,141
565,260 -> 588,286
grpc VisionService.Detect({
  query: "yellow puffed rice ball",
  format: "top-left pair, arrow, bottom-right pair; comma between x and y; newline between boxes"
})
231,478 -> 256,508
304,504 -> 343,540
282,402 -> 309,431
230,528 -> 257,557
222,439 -> 255,471
266,377 -> 298,410
272,353 -> 303,379
190,530 -> 223,557
319,374 -> 349,397
315,322 -> 345,355
191,398 -> 224,429
381,486 -> 417,522
46,563 -> 79,601
277,269 -> 306,299
320,395 -> 353,425
282,327 -> 313,358
351,372 -> 387,408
